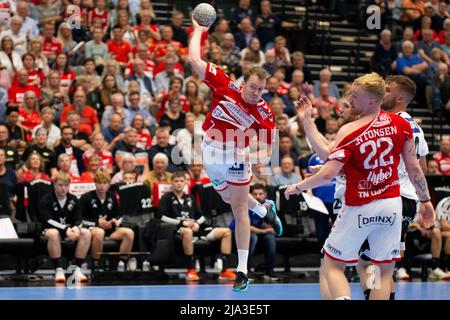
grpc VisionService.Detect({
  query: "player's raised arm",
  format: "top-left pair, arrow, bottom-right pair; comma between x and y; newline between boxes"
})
188,17 -> 210,81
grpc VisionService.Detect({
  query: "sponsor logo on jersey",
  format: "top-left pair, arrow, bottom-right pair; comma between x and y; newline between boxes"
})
358,180 -> 372,190
220,101 -> 255,129
372,113 -> 391,127
228,82 -> 240,92
325,243 -> 342,256
367,167 -> 393,185
257,106 -> 268,120
358,213 -> 397,228
391,249 -> 400,256
211,105 -> 246,130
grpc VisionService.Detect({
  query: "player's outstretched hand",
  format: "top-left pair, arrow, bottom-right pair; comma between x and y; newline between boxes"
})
284,184 -> 301,200
191,15 -> 210,32
419,201 -> 436,229
295,96 -> 313,121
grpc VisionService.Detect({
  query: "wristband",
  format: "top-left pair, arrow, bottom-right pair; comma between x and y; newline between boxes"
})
420,199 -> 431,203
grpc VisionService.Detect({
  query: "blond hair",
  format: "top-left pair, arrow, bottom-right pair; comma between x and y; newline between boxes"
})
54,172 -> 71,184
353,72 -> 385,101
94,171 -> 111,183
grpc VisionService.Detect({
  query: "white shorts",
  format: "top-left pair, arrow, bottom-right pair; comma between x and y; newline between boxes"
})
201,139 -> 252,191
323,197 -> 402,264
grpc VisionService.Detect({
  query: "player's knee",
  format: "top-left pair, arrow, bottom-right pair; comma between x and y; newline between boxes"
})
45,229 -> 60,242
92,228 -> 105,239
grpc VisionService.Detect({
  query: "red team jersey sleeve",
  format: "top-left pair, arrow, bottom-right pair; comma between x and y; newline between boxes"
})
203,63 -> 230,93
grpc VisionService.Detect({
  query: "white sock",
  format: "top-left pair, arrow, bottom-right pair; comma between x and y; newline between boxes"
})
250,202 -> 267,218
236,249 -> 249,274
335,296 -> 351,300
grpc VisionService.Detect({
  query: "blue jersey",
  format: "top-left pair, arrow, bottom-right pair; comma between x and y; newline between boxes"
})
306,154 -> 336,204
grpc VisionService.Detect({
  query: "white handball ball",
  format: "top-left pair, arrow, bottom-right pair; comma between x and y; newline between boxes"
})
193,3 -> 217,27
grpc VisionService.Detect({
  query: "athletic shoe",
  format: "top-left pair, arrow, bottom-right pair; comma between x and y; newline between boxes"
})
262,200 -> 283,236
219,269 -> 236,280
72,267 -> 88,282
395,268 -> 410,280
186,268 -> 200,281
263,272 -> 280,282
429,267 -> 450,281
232,271 -> 249,292
127,258 -> 137,271
55,268 -> 65,283
117,260 -> 126,272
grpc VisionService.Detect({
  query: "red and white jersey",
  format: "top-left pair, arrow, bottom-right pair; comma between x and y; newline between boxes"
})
0,0 -> 14,26
202,63 -> 275,147
83,149 -> 113,171
90,8 -> 109,29
434,152 -> 450,175
328,111 -> 413,206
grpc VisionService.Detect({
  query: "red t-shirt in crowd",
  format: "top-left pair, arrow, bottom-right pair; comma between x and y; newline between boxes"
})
107,39 -> 132,64
60,105 -> 99,137
433,152 -> 450,175
8,84 -> 40,105
42,37 -> 62,57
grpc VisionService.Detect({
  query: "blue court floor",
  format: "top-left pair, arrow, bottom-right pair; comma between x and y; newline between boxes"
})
0,282 -> 448,300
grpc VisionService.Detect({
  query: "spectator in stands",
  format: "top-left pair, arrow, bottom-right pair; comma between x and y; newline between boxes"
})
110,0 -> 136,28
83,132 -> 113,174
125,59 -> 155,104
266,35 -> 291,67
160,96 -> 186,134
5,108 -> 27,153
240,37 -> 265,68
39,70 -> 68,121
111,153 -> 145,184
417,29 -> 441,63
88,74 -> 121,121
175,113 -> 197,165
39,172 -> 90,283
80,153 -> 101,182
147,126 -> 181,172
221,33 -> 242,76
40,22 -> 62,65
371,29 -> 398,77
313,68 -> 340,99
251,163 -> 272,186
65,112 -> 91,152
16,90 -> 41,140
52,53 -> 77,94
314,81 -> 338,114
262,76 -> 292,114
131,114 -> 153,151
103,113 -> 124,148
16,1 -> 39,39
8,69 -> 39,108
188,163 -> 210,187
230,0 -> 254,32
19,53 -> 44,89
102,92 -> 131,130
210,18 -> 231,46
61,87 -> 100,137
31,107 -> 61,150
401,0 -> 425,26
434,136 -> 450,174
279,132 -> 299,162
171,10 -> 188,48
0,15 -> 27,57
413,16 -> 439,43
434,2 -> 449,33
56,153 -> 79,181
152,25 -> 186,64
394,27 -> 415,53
261,49 -> 277,75
0,36 -> 23,78
107,25 -> 133,68
232,183 -> 279,281
55,126 -> 86,178
80,171 -> 136,272
22,127 -> 57,176
427,159 -> 441,174
57,22 -> 83,66
155,76 -> 188,120
438,19 -> 450,45
234,16 -> 257,50
396,41 -> 430,99
83,59 -> 101,89
0,124 -> 18,170
208,45 -> 232,76
269,96 -> 286,119
37,0 -> 62,26
0,148 -> 17,197
271,156 -> 302,187
134,8 -> 161,45
157,171 -> 236,281
17,153 -> 50,182
144,152 -> 172,191
289,70 -> 314,107
85,27 -> 110,69
286,51 -> 312,84
113,127 -> 148,171
153,55 -> 183,94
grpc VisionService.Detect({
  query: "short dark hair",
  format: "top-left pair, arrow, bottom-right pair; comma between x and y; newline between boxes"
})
172,171 -> 187,180
385,75 -> 416,99
84,58 -> 96,65
250,183 -> 267,193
